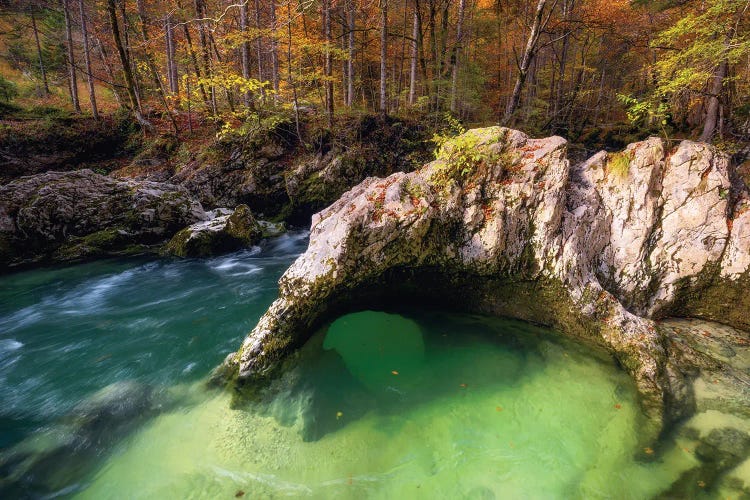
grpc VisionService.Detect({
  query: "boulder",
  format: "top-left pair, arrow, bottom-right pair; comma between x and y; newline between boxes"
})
0,169 -> 206,268
0,381 -> 161,497
164,204 -> 263,258
219,127 -> 750,439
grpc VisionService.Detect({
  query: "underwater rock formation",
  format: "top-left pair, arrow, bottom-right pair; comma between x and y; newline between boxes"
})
221,127 -> 750,438
0,169 -> 206,269
0,381 -> 161,496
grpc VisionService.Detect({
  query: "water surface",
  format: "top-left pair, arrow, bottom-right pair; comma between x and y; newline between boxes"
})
0,233 -> 705,498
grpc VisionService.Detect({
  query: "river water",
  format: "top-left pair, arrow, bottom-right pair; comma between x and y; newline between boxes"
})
0,232 -> 706,498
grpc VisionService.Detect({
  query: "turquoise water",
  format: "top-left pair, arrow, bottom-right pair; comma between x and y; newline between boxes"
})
0,233 -> 703,497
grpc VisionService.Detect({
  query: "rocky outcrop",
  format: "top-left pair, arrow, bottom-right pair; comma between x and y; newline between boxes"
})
220,127 -> 750,440
0,169 -> 206,269
168,114 -> 432,224
164,205 -> 263,258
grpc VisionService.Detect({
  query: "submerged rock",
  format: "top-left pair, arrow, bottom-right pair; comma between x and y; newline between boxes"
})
0,169 -> 206,269
220,127 -> 750,439
0,381 -> 161,496
164,204 -> 263,258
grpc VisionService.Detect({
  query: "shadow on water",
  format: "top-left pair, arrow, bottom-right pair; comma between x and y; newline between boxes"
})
248,309 -> 637,443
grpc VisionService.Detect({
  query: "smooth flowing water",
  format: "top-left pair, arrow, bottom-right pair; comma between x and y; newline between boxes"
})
0,233 -> 704,498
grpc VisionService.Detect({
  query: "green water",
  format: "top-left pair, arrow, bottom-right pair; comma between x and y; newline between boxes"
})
0,234 -> 701,498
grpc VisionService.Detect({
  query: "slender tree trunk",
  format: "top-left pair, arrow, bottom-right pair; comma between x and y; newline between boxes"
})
107,0 -> 145,124
165,14 -> 179,94
61,0 -> 81,112
700,58 -> 729,143
94,34 -> 122,103
136,0 -> 178,133
270,0 -> 280,99
30,8 -> 50,95
408,10 -> 419,105
502,0 -> 549,124
347,0 -> 355,107
78,0 -> 99,119
286,1 -> 303,143
323,0 -> 334,124
239,1 -> 251,106
380,0 -> 388,116
195,0 -> 217,115
254,0 -> 265,103
450,0 -> 466,113
551,0 -> 573,131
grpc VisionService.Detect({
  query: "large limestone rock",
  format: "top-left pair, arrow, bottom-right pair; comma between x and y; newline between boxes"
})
0,169 -> 206,268
164,205 -> 263,258
220,127 -> 750,437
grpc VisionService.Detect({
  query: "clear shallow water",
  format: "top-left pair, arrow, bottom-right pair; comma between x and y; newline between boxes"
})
0,233 -> 702,498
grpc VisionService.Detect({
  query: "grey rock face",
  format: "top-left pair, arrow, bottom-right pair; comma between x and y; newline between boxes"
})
164,204 -> 263,258
0,169 -> 206,268
222,127 -> 750,437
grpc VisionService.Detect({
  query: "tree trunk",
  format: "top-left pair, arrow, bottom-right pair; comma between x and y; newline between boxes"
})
239,1 -> 251,106
136,0 -> 178,133
700,58 -> 729,143
450,0 -> 466,113
380,0 -> 388,116
30,8 -> 50,95
408,10 -> 419,105
165,14 -> 179,94
254,0 -> 264,102
270,0 -> 280,99
502,0 -> 548,124
323,0 -> 334,124
286,1 -> 303,143
107,0 -> 145,125
78,0 -> 99,119
94,34 -> 122,104
61,0 -> 81,113
195,0 -> 217,115
347,0 -> 355,107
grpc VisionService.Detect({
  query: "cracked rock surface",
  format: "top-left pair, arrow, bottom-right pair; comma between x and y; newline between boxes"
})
221,127 -> 750,437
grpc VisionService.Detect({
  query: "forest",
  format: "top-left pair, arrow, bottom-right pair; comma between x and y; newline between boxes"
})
0,0 -> 748,150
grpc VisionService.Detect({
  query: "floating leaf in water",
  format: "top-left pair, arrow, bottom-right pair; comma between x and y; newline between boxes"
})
644,447 -> 654,455
94,354 -> 111,363
391,370 -> 399,375
614,404 -> 622,409
495,406 -> 503,412
697,480 -> 705,488
235,490 -> 245,498
336,411 -> 343,420
460,383 -> 468,388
